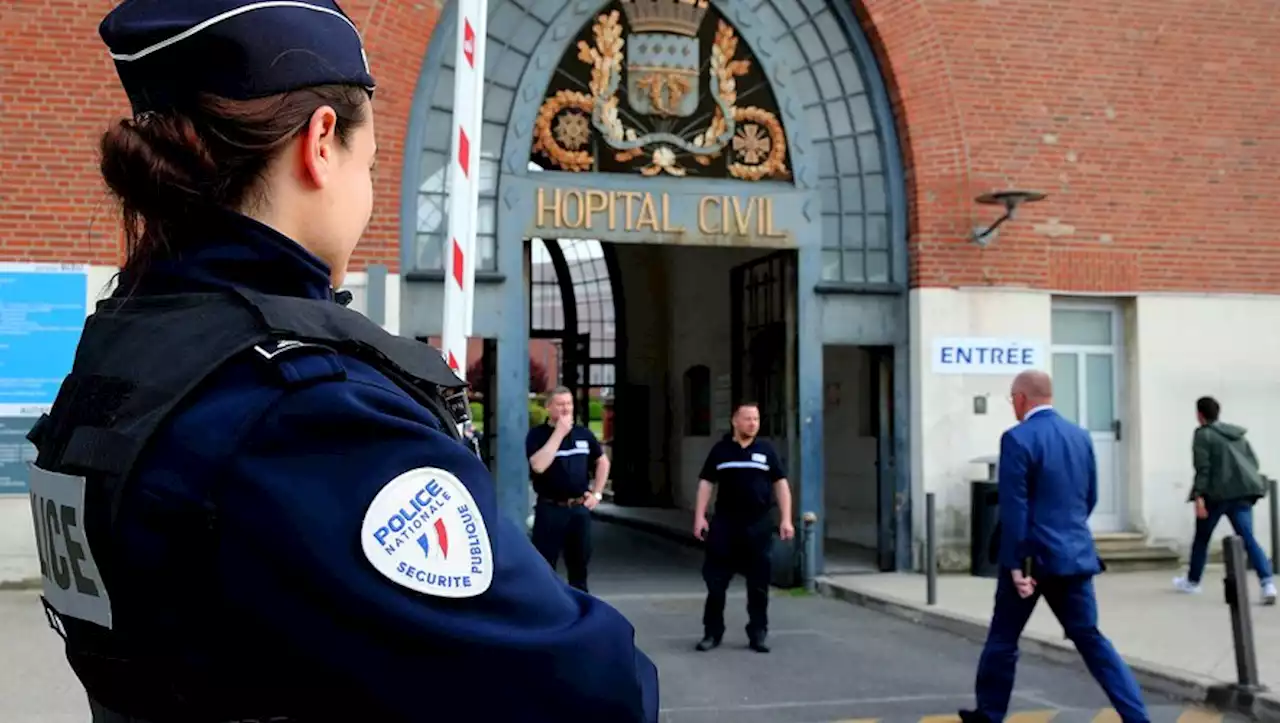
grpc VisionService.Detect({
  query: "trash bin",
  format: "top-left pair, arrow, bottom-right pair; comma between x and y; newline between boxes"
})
771,534 -> 799,588
970,480 -> 999,578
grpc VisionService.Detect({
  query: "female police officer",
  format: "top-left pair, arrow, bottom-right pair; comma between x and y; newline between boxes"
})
24,2 -> 658,721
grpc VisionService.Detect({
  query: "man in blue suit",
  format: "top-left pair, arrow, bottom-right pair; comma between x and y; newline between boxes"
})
960,370 -> 1150,723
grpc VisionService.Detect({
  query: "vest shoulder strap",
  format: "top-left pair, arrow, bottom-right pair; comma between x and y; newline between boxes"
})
232,288 -> 465,392
31,291 -> 270,477
31,288 -> 470,499
230,288 -> 472,442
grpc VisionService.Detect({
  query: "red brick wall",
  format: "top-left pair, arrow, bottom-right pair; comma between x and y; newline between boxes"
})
2,1 -> 125,265
0,0 -> 436,271
858,0 -> 1280,293
4,0 -> 1279,295
338,0 -> 441,272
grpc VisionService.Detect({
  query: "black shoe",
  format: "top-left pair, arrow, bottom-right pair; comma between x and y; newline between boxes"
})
695,636 -> 721,652
748,636 -> 770,653
958,710 -> 993,723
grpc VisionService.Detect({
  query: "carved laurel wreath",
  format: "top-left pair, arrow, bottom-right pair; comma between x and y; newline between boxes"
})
532,10 -> 789,180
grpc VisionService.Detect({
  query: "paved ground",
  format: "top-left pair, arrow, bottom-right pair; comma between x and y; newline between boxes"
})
1,521 -> 1220,723
821,568 -> 1280,694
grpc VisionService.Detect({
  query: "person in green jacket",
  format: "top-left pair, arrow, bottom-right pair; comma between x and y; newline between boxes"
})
1173,396 -> 1276,604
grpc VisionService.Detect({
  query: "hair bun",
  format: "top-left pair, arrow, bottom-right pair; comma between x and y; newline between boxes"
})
99,113 -> 219,223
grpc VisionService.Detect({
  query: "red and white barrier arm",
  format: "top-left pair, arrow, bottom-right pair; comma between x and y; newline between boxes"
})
441,0 -> 488,386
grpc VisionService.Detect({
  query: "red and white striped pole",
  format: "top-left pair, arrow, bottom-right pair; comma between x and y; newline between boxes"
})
441,0 -> 488,384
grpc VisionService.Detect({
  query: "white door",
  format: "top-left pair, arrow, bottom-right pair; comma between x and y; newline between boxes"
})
1050,304 -> 1125,533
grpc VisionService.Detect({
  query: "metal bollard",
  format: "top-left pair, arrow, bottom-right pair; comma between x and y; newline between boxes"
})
1223,535 -> 1263,690
926,492 -> 937,606
1269,477 -> 1278,573
802,512 -> 818,593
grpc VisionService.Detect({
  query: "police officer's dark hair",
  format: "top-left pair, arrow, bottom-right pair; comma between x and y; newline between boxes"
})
733,401 -> 759,416
99,84 -> 370,278
1196,396 -> 1220,423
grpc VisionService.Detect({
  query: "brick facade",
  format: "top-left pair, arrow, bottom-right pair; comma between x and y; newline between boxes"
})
0,0 -> 440,272
3,0 -> 1277,293
858,0 -> 1280,292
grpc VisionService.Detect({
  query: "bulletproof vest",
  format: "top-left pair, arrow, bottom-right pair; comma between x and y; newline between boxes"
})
24,286 -> 475,722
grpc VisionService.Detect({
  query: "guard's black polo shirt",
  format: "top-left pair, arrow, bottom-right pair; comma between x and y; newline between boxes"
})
699,434 -> 786,523
526,423 -> 603,500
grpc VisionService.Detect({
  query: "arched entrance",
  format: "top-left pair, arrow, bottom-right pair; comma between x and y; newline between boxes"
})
403,0 -> 912,572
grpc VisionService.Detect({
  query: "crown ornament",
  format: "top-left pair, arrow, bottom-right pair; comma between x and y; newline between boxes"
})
619,0 -> 709,37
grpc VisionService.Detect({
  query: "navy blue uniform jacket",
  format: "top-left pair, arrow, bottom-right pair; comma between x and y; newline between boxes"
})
997,408 -> 1103,577
112,210 -> 659,721
526,423 -> 603,499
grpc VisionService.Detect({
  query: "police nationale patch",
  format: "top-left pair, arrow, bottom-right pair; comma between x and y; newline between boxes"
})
360,467 -> 493,598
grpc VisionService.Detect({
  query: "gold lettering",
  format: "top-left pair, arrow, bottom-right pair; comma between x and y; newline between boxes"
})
763,197 -> 785,237
619,192 -> 639,231
561,190 -> 586,229
635,193 -> 660,231
606,192 -> 619,231
535,187 -> 784,239
731,197 -> 752,235
698,196 -> 721,234
660,193 -> 684,233
585,191 -> 608,230
536,187 -> 561,228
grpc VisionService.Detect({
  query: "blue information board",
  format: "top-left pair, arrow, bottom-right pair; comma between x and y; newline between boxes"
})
0,263 -> 88,494
0,416 -> 39,493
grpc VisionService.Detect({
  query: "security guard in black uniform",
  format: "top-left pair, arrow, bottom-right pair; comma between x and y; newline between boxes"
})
692,402 -> 794,653
25,2 -> 658,721
526,386 -> 610,593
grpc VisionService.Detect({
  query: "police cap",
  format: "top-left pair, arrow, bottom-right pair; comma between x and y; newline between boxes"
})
100,0 -> 377,115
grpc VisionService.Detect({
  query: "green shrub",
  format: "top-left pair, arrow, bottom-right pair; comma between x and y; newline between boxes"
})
529,402 -> 548,427
469,401 -> 484,422
588,400 -> 604,421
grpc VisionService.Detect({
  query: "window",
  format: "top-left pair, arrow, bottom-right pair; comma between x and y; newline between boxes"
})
683,365 -> 711,436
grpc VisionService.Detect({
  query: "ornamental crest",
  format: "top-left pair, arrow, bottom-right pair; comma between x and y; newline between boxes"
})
532,0 -> 791,181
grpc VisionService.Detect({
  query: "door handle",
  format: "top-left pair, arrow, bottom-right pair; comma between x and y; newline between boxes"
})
1112,419 -> 1122,441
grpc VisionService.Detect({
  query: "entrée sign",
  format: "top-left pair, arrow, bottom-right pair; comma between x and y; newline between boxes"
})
534,187 -> 786,238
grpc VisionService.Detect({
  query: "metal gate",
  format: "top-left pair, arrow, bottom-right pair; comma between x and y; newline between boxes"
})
730,251 -> 797,443
731,250 -> 799,586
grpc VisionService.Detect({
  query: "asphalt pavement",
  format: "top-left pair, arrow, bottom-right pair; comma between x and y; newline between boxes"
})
2,520 -> 1207,723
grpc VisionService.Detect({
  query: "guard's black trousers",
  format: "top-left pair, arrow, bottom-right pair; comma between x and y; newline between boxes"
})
702,516 -> 773,641
531,500 -> 593,592
90,699 -> 146,723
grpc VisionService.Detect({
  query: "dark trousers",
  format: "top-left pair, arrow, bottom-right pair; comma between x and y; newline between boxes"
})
1187,500 -> 1273,583
531,501 -> 593,592
702,517 -> 772,641
974,570 -> 1148,723
89,699 -> 150,723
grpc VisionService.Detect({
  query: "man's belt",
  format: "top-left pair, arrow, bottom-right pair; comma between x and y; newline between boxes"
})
539,496 -> 586,507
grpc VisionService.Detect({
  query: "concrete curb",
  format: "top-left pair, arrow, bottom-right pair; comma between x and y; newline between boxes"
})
1208,685 -> 1280,723
0,577 -> 42,591
815,578 -> 1280,721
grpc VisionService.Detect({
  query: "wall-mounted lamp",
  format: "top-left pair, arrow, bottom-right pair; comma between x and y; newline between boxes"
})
971,190 -> 1047,246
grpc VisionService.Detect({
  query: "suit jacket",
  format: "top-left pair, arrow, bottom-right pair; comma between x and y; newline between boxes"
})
997,408 -> 1103,577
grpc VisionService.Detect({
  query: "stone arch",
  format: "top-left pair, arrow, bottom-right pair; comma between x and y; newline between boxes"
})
401,0 -> 911,528
499,0 -> 815,188
403,0 -> 909,287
